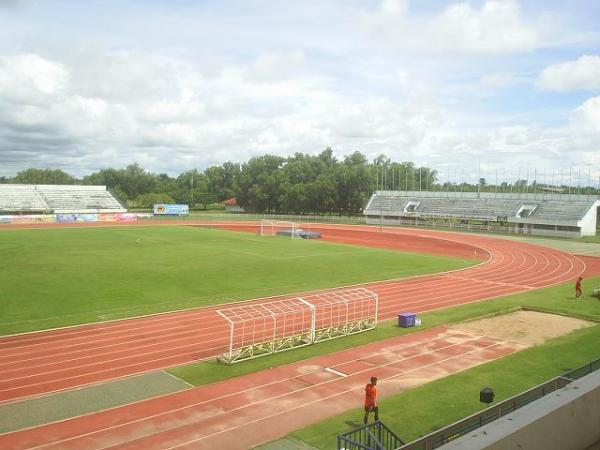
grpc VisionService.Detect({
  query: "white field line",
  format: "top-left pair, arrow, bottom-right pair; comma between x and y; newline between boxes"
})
1,327 -> 455,436
0,229 -> 584,404
165,342 -> 507,449
0,242 -> 567,354
27,333 -> 494,449
0,224 -> 493,336
0,275 -> 536,379
0,258 -> 578,386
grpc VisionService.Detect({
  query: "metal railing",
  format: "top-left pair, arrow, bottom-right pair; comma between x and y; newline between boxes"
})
397,356 -> 600,450
337,421 -> 404,450
336,357 -> 600,450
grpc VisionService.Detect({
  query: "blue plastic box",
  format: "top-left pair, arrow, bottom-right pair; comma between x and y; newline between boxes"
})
398,313 -> 416,327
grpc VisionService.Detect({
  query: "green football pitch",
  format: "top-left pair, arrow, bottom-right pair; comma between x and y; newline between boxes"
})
0,225 -> 474,335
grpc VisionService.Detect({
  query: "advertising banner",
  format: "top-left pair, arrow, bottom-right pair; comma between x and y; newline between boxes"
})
116,213 -> 137,222
153,204 -> 189,216
98,213 -> 118,222
81,214 -> 99,222
9,215 -> 57,224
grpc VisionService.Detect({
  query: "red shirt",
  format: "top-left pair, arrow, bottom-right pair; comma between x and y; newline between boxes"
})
365,383 -> 377,407
576,280 -> 582,289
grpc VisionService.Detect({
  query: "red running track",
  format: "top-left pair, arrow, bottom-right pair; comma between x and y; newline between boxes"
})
0,223 -> 586,404
0,326 -> 521,449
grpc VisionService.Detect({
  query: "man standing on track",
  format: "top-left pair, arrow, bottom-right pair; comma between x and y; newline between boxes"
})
364,376 -> 379,425
575,277 -> 583,298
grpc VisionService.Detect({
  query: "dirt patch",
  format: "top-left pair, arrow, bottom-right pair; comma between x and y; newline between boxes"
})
449,310 -> 596,347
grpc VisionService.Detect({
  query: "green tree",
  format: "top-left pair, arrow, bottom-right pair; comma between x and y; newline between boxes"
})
11,168 -> 77,185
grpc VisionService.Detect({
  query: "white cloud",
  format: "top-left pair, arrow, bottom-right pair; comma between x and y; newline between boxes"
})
0,54 -> 68,105
537,55 -> 600,92
479,72 -> 519,89
367,0 -> 539,54
570,96 -> 600,130
245,51 -> 306,83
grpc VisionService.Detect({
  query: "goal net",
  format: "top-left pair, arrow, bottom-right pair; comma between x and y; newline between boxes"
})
259,219 -> 298,238
217,287 -> 378,364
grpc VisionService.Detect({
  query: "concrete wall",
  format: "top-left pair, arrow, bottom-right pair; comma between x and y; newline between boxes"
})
443,371 -> 600,450
580,201 -> 600,236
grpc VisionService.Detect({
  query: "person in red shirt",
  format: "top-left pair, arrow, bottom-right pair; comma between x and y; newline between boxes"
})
364,376 -> 379,425
575,277 -> 583,298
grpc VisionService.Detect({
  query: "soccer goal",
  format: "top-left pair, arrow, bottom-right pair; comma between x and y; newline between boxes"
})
217,287 -> 378,364
259,219 -> 298,238
301,288 -> 379,343
217,298 -> 316,364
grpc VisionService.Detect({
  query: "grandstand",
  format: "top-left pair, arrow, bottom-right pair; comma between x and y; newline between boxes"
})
0,184 -> 125,214
364,190 -> 600,238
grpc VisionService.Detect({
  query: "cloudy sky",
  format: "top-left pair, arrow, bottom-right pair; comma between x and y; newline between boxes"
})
0,0 -> 599,181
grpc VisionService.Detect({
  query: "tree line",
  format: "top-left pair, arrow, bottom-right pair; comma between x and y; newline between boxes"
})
0,149 -> 432,214
1,149 -> 595,214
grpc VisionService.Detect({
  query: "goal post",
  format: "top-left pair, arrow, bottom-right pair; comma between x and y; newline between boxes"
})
259,219 -> 298,238
301,288 -> 379,343
217,298 -> 315,364
217,288 -> 378,364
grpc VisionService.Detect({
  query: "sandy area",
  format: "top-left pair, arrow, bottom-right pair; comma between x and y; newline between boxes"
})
449,310 -> 596,347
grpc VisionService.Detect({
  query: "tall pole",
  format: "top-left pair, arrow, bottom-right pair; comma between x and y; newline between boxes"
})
587,167 -> 591,199
560,167 -> 563,192
495,168 -> 498,197
190,171 -> 194,207
477,163 -> 481,198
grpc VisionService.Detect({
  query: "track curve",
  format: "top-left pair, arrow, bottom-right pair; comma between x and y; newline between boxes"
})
0,223 -> 585,404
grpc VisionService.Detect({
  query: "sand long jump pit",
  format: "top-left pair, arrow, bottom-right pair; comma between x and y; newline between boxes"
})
448,310 -> 596,347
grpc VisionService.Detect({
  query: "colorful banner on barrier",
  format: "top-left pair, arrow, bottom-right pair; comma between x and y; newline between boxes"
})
116,213 -> 137,222
1,215 -> 57,224
97,213 -> 138,222
56,213 -> 99,223
98,213 -> 117,222
153,204 -> 189,215
0,212 -> 140,225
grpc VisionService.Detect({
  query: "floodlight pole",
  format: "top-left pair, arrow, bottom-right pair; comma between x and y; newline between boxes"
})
380,195 -> 383,232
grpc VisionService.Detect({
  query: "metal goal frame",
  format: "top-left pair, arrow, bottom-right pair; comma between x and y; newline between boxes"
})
259,219 -> 298,238
217,288 -> 378,364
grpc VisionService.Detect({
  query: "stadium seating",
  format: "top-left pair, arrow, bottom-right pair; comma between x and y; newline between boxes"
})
36,186 -> 124,212
0,185 -> 48,212
364,191 -> 600,237
0,184 -> 125,213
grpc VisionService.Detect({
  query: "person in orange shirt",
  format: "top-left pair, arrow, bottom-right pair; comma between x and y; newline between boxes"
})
575,277 -> 583,298
364,376 -> 379,425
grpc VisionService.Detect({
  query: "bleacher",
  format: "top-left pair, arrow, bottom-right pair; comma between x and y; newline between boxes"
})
0,184 -> 125,213
529,200 -> 595,222
364,191 -> 600,237
366,195 -> 524,221
0,185 -> 48,212
36,185 -> 124,213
